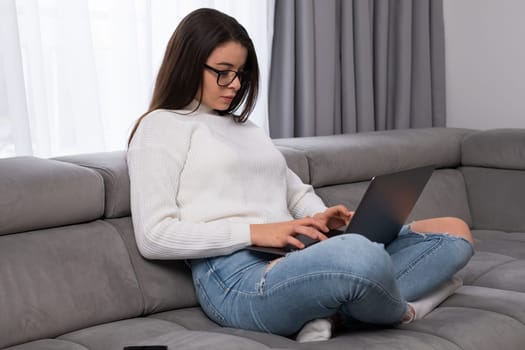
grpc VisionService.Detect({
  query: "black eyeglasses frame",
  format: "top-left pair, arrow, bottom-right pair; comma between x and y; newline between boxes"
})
203,64 -> 246,87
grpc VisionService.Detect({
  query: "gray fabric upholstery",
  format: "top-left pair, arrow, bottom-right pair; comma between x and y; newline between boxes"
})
3,127 -> 525,349
107,217 -> 198,314
461,167 -> 525,231
274,145 -> 310,183
149,307 -> 219,332
0,156 -> 104,235
55,151 -> 130,218
4,339 -> 88,350
59,318 -> 270,350
149,309 -> 300,348
442,285 -> 525,323
133,330 -> 272,350
58,318 -> 185,350
293,329 -> 462,350
399,307 -> 525,349
0,221 -> 143,349
462,129 -> 525,169
274,128 -> 472,187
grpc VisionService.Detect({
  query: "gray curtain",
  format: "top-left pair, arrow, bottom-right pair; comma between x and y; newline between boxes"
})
269,0 -> 446,138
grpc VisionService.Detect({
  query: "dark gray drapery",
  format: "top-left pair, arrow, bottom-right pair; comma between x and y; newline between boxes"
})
268,0 -> 446,138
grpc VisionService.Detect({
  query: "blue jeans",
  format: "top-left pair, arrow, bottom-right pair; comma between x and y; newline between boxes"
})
190,225 -> 473,336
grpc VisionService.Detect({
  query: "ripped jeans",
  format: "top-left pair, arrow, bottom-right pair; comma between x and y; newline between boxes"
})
190,225 -> 474,336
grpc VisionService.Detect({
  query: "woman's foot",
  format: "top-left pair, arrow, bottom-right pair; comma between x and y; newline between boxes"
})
296,318 -> 333,342
402,276 -> 463,323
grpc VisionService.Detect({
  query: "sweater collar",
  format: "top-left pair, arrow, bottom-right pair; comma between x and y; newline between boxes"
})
186,99 -> 215,115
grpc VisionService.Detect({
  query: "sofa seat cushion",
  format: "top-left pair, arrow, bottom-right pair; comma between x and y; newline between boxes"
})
4,339 -> 88,350
133,330 -> 272,350
441,285 -> 525,324
58,318 -> 185,350
150,308 -> 461,350
150,308 -> 298,349
149,307 -> 219,331
398,306 -> 525,350
460,230 -> 525,292
473,230 -> 525,259
459,247 -> 525,293
58,317 -> 270,350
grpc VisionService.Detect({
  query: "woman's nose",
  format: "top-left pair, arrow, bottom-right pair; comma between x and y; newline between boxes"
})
228,75 -> 241,91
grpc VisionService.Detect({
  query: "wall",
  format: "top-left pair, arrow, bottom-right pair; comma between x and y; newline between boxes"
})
443,0 -> 525,129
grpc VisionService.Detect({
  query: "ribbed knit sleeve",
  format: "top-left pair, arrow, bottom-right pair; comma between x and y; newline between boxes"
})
127,112 -> 252,259
286,168 -> 327,218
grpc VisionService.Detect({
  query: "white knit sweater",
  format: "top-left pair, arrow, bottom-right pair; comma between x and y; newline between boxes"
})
127,104 -> 327,259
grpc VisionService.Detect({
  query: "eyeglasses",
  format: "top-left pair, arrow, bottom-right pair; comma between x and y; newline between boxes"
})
204,64 -> 246,87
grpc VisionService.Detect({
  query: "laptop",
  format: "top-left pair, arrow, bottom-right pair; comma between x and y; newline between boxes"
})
247,165 -> 435,256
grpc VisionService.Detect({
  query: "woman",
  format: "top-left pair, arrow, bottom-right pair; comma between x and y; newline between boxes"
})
127,8 -> 474,342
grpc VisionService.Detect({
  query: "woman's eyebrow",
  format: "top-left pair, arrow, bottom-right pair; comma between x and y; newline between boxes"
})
214,62 -> 245,70
214,62 -> 235,68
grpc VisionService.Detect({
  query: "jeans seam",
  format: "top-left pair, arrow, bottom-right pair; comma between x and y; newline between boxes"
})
195,277 -> 226,323
395,236 -> 444,280
261,271 -> 405,307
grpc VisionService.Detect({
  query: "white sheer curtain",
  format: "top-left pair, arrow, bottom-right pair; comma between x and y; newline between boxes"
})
0,0 -> 274,158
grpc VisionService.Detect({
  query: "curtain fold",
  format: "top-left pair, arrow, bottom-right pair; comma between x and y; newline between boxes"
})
0,0 -> 273,158
269,0 -> 446,138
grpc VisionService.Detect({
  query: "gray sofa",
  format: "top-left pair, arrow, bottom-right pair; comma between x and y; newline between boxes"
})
1,127 -> 525,350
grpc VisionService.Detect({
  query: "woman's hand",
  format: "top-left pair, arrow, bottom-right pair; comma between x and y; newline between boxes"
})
250,217 -> 330,250
313,205 -> 354,230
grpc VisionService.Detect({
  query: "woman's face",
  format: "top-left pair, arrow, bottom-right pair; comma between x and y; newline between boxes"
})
199,41 -> 248,111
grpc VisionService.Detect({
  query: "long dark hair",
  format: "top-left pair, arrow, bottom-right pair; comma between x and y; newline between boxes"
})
128,8 -> 259,145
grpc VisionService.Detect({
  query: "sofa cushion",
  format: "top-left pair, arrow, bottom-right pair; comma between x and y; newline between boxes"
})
442,285 -> 525,324
274,128 -> 472,187
274,145 -> 310,184
133,330 -> 272,350
461,129 -> 525,170
0,221 -> 143,349
107,217 -> 198,314
58,318 -> 185,350
461,167 -> 525,231
3,339 -> 88,350
0,157 -> 104,235
59,318 -> 270,350
398,306 -> 525,350
55,151 -> 130,219
459,236 -> 525,293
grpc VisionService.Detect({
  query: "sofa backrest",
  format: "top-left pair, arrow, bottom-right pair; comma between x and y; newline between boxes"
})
55,152 -> 198,315
275,127 -> 475,225
0,157 -> 143,348
460,129 -> 525,232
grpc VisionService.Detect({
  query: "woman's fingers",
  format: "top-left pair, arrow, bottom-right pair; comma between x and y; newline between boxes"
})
298,216 -> 329,233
